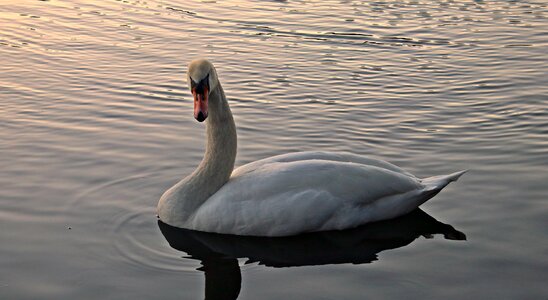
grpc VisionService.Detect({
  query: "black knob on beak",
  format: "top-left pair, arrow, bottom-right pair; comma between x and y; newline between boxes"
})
196,111 -> 206,122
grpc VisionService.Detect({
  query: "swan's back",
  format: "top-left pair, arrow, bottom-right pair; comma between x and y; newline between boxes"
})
232,151 -> 415,178
185,153 -> 464,236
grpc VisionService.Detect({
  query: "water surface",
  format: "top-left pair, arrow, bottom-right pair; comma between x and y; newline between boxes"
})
1,0 -> 547,299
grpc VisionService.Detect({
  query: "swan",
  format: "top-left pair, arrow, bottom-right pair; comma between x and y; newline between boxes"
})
157,59 -> 466,237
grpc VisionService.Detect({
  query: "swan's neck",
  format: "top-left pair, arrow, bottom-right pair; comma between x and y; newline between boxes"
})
198,83 -> 237,194
158,83 -> 236,223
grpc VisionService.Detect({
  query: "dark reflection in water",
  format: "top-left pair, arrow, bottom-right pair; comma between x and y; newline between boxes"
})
158,209 -> 465,300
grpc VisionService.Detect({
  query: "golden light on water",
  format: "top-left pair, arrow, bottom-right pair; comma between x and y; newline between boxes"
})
1,0 -> 548,299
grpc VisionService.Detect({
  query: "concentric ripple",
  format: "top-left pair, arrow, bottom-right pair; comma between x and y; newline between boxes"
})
66,172 -> 202,274
1,0 -> 547,298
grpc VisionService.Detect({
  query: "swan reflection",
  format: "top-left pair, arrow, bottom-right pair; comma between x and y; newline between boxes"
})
158,209 -> 465,299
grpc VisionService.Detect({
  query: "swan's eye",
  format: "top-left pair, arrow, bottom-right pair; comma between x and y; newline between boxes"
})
190,76 -> 197,89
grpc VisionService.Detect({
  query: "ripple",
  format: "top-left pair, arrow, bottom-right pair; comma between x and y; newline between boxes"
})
2,0 -> 548,298
67,172 -> 202,274
112,209 -> 199,273
165,6 -> 197,16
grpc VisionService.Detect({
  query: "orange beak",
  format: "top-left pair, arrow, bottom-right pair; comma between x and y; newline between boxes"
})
193,86 -> 208,122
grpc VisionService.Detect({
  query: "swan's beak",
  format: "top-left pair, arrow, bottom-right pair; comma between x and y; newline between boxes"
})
193,87 -> 208,122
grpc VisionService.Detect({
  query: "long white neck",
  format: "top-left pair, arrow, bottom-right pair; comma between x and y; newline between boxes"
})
158,83 -> 237,224
197,83 -> 237,195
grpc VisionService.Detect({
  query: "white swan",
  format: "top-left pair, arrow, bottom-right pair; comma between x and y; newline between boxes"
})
157,59 -> 466,237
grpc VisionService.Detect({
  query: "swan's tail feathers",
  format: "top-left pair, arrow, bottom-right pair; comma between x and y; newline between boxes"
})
421,170 -> 468,192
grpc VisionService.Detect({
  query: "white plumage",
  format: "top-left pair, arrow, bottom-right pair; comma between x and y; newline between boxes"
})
157,59 -> 466,237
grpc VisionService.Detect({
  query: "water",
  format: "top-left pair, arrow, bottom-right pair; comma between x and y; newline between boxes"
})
1,0 -> 547,299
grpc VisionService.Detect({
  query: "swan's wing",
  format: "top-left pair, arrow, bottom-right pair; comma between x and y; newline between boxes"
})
233,151 -> 415,178
189,160 -> 425,236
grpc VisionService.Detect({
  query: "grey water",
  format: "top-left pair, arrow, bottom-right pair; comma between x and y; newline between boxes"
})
1,0 -> 547,299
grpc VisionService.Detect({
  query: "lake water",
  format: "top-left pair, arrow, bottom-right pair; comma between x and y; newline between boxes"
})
1,0 -> 547,299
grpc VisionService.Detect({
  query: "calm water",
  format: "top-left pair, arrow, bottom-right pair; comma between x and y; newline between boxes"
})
1,0 -> 547,299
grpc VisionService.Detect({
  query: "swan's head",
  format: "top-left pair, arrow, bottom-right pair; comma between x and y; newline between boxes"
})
187,59 -> 219,122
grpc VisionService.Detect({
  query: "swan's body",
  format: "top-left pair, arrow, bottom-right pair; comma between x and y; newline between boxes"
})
157,59 -> 466,237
